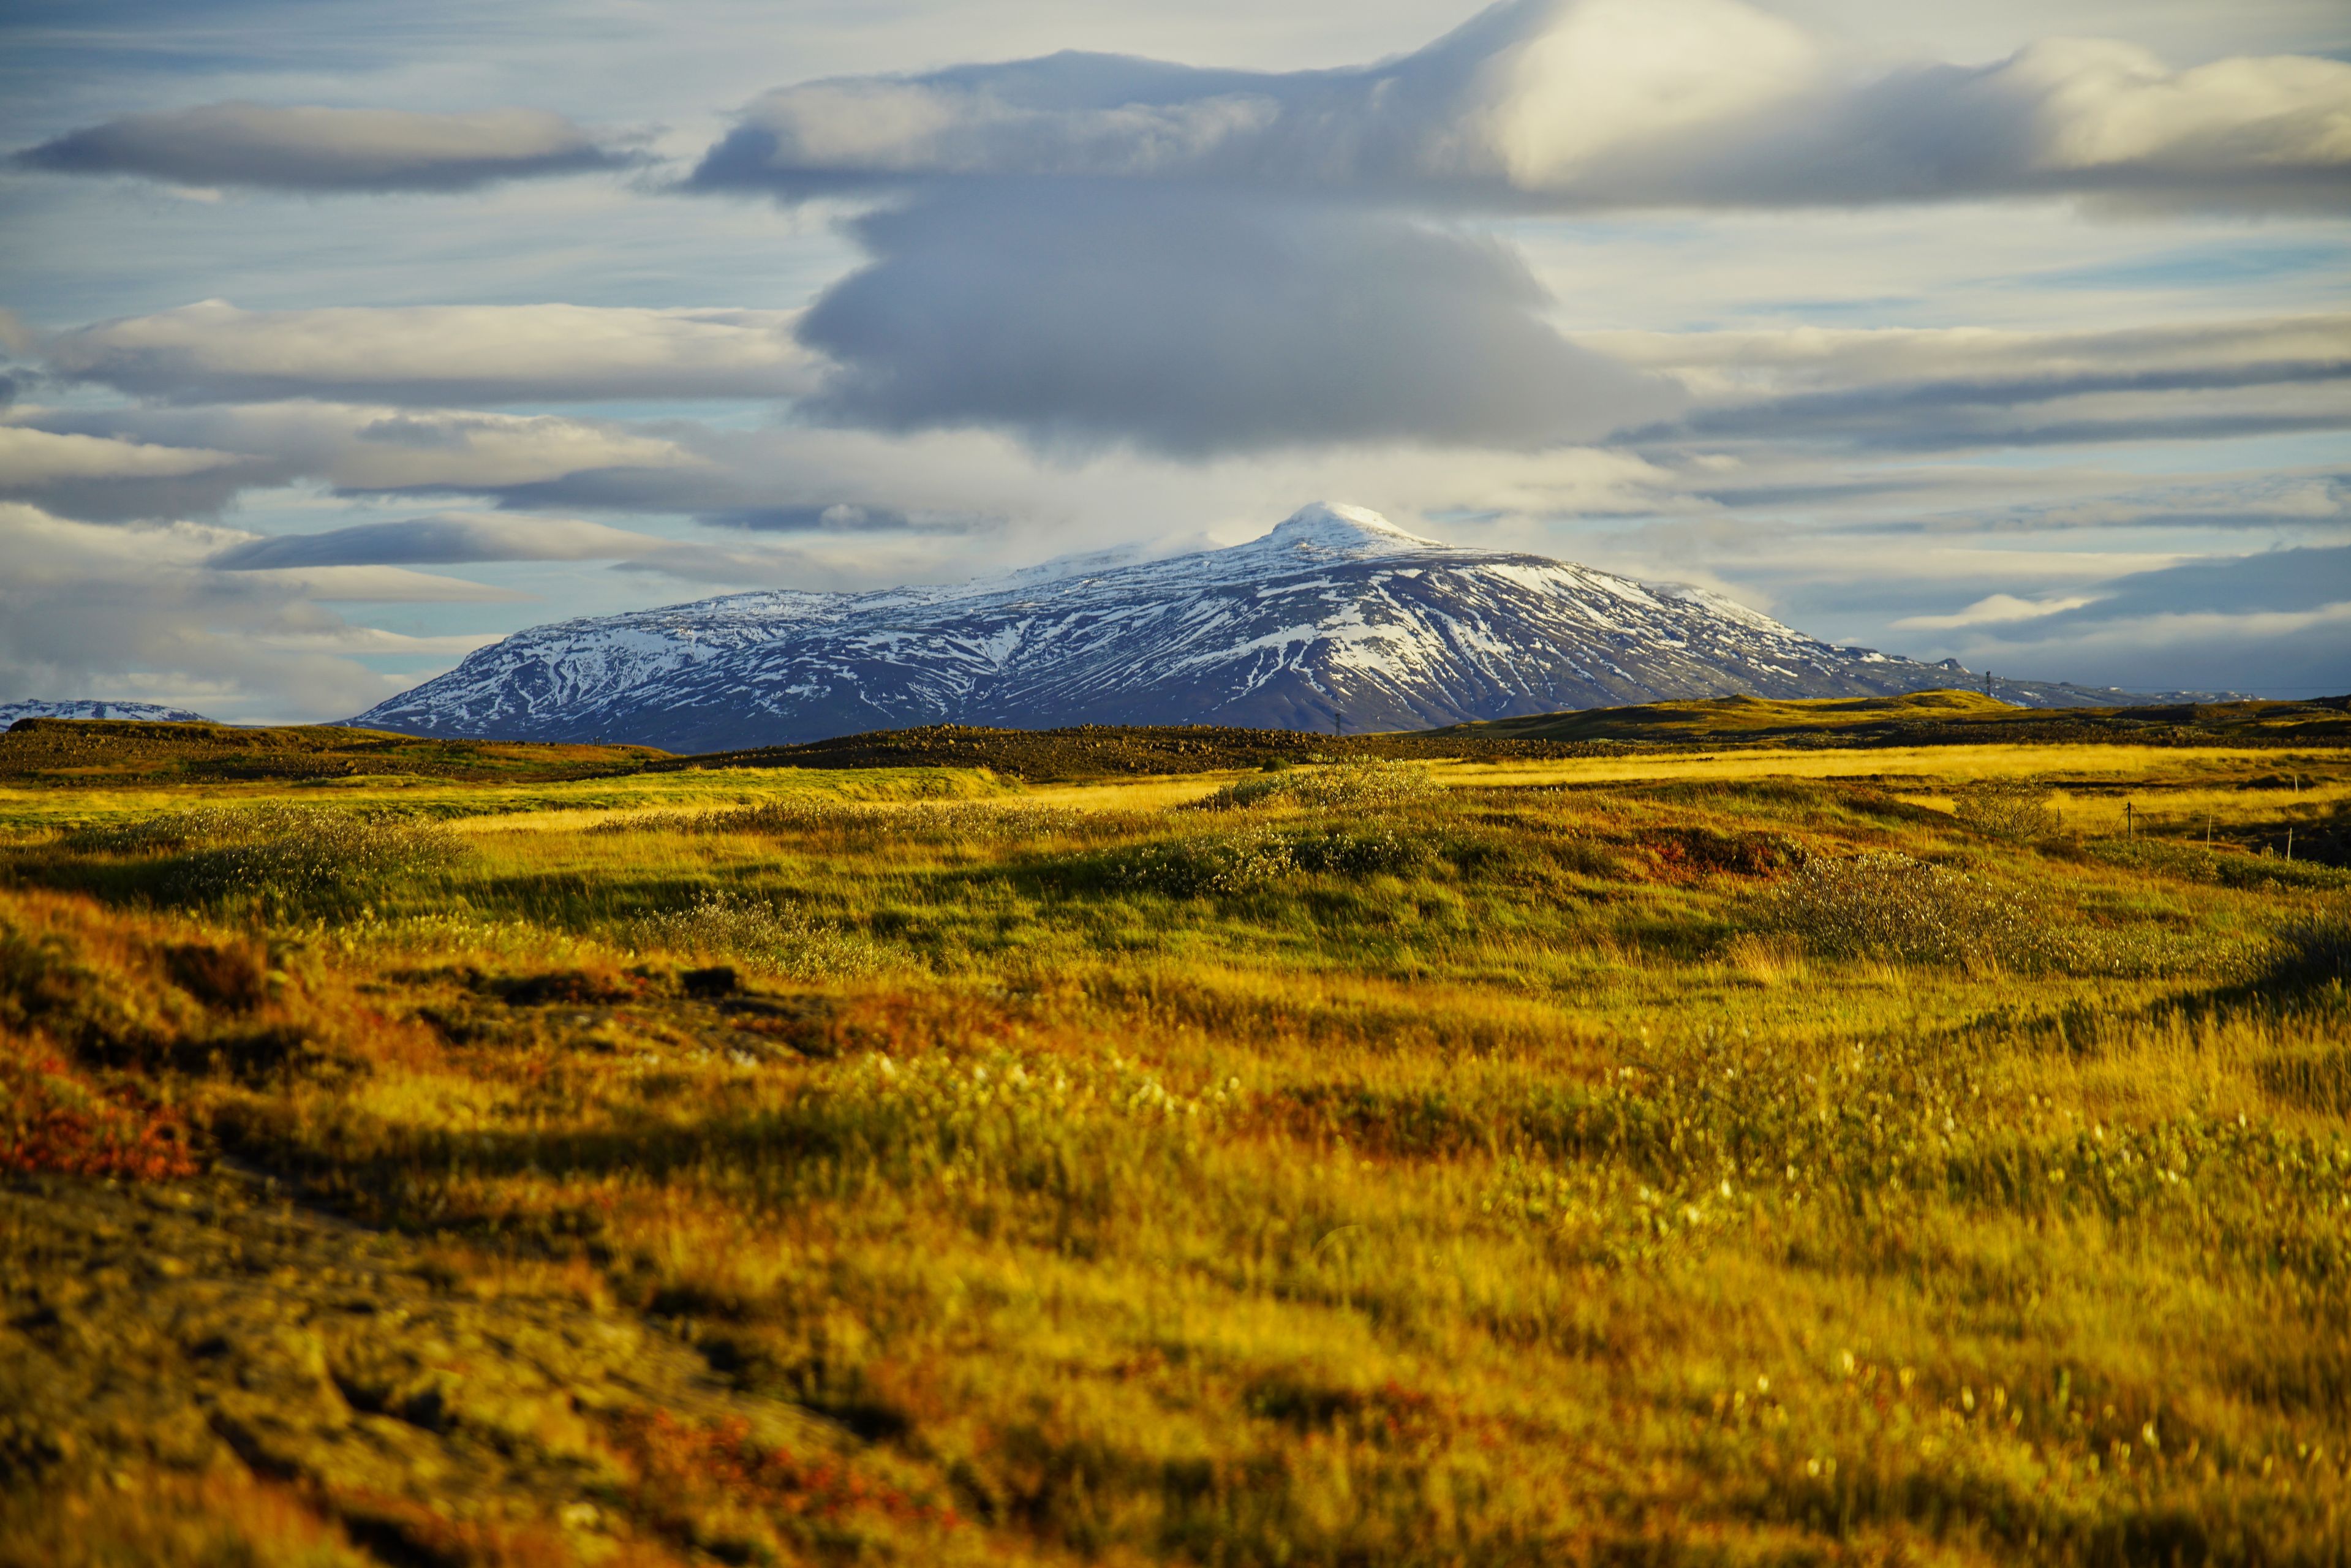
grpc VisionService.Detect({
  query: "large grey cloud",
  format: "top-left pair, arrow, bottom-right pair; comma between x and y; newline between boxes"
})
793,184 -> 1680,454
692,0 -> 2351,213
17,102 -> 632,192
39,302 -> 821,405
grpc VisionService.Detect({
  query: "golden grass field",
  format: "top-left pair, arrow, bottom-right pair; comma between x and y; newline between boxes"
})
1,701 -> 2347,1566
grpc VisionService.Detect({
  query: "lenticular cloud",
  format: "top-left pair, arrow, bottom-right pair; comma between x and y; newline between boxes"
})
793,185 -> 1681,455
20,103 -> 629,192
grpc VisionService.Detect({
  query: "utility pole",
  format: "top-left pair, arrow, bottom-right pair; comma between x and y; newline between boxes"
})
1333,710 -> 1345,737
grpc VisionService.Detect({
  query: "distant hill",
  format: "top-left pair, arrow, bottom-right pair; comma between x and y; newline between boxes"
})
0,699 -> 213,726
646,692 -> 2347,779
5,693 -> 2339,788
0,718 -> 665,785
352,502 -> 2235,752
1433,690 -> 2351,750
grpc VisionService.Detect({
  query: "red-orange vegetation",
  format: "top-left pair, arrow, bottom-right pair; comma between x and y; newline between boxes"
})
0,1040 -> 199,1180
609,1408 -> 959,1531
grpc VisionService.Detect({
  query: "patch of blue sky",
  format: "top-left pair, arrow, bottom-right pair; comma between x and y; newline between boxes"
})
1727,296 -> 1926,320
2021,243 -> 2349,294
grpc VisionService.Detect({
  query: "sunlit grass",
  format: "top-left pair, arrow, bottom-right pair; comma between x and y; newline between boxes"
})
1,744 -> 2345,1564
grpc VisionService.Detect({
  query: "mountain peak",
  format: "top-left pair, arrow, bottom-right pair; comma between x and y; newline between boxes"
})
1259,502 -> 1441,556
352,503 -> 2184,751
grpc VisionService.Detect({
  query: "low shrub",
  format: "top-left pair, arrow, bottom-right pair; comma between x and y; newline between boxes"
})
1190,759 -> 1442,813
1755,852 -> 2073,970
1111,827 -> 1302,898
627,891 -> 888,979
1108,823 -> 1435,898
1951,777 -> 2058,840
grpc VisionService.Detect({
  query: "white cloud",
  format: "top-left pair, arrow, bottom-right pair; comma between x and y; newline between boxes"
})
8,402 -> 701,512
42,300 -> 823,404
690,0 -> 2351,211
1580,314 -> 2351,398
0,425 -> 246,484
0,422 -> 287,521
1895,591 -> 2099,628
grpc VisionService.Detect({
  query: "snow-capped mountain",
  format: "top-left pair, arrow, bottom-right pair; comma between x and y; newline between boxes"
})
1,699 -> 214,726
352,503 -> 2206,752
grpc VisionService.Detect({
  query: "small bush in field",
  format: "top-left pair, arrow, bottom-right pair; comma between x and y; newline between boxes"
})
1758,852 -> 2064,969
628,891 -> 887,978
1951,777 -> 2057,840
1109,822 -> 1432,897
1190,758 -> 1442,812
1112,827 -> 1300,897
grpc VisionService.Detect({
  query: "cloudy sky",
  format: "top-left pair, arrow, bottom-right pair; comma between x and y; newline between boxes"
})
2,0 -> 2346,721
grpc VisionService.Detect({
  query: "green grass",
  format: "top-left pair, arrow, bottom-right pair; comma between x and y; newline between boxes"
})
1,741 -> 2346,1566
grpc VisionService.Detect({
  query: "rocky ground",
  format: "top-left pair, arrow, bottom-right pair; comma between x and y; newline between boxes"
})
0,1166 -> 922,1564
